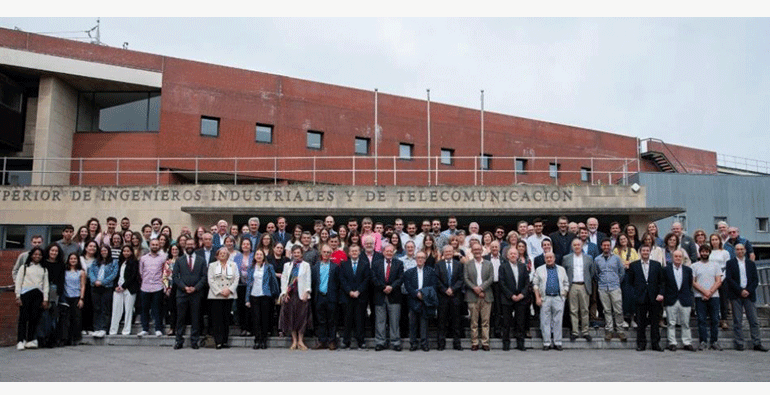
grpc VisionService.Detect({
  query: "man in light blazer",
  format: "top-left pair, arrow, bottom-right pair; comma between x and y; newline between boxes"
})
464,243 -> 494,351
499,247 -> 530,351
436,245 -> 464,351
562,238 -> 597,342
172,238 -> 208,350
339,244 -> 370,349
533,252 -> 570,350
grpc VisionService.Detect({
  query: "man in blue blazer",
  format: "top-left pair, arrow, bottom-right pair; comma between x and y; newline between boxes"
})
435,245 -> 464,351
663,250 -> 695,351
172,239 -> 208,350
725,244 -> 768,352
404,251 -> 438,352
311,245 -> 341,350
627,245 -> 665,352
272,216 -> 291,247
371,244 -> 404,351
339,244 -> 371,349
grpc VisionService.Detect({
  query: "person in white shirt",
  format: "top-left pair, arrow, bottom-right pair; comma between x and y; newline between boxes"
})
692,244 -> 723,351
527,218 -> 547,259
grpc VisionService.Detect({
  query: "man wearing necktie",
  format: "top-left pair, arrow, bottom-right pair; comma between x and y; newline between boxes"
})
628,245 -> 665,352
273,216 -> 290,247
436,245 -> 463,350
372,244 -> 404,351
172,239 -> 207,350
340,244 -> 371,349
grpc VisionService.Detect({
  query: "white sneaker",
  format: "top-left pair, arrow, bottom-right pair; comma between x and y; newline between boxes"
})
94,330 -> 106,338
25,340 -> 38,349
81,330 -> 88,336
17,341 -> 25,350
122,331 -> 131,336
155,331 -> 163,337
137,331 -> 148,338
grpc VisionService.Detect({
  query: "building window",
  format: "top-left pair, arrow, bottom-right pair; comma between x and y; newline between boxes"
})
440,148 -> 454,165
1,225 -> 26,250
714,216 -> 727,231
580,167 -> 591,182
549,163 -> 560,179
200,116 -> 219,137
481,154 -> 492,170
0,76 -> 23,113
399,143 -> 413,160
255,123 -> 273,144
307,131 -> 323,150
758,218 -> 769,233
76,92 -> 161,132
355,137 -> 370,155
515,159 -> 527,174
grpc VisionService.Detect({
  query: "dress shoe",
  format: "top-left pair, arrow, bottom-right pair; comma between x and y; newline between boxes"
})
710,342 -> 723,351
735,344 -> 745,351
502,343 -> 510,351
618,332 -> 627,342
261,341 -> 268,349
754,344 -> 769,352
221,344 -> 230,349
358,344 -> 366,350
719,320 -> 728,330
471,345 -> 479,351
553,345 -> 563,351
252,344 -> 260,350
409,345 -> 419,352
683,345 -> 696,352
422,346 -> 430,352
516,339 -> 526,351
482,345 -> 490,351
328,343 -> 337,351
375,345 -> 385,351
636,345 -> 645,352
313,342 -> 327,350
392,345 -> 402,352
570,334 -> 577,342
174,343 -> 183,350
191,343 -> 199,350
584,334 -> 592,342
667,345 -> 677,352
454,344 -> 463,351
437,345 -> 446,351
652,345 -> 664,352
542,345 -> 550,351
604,332 -> 613,342
341,343 -> 350,349
215,344 -> 223,350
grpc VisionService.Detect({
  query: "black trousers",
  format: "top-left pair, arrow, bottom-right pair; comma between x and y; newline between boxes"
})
176,292 -> 202,345
61,297 -> 83,345
315,294 -> 337,344
82,282 -> 94,331
502,299 -> 529,344
91,286 -> 113,332
249,295 -> 273,343
17,289 -> 43,342
437,294 -> 463,347
210,299 -> 233,346
236,284 -> 251,331
636,299 -> 662,347
162,286 -> 177,332
343,296 -> 367,346
491,282 -> 502,336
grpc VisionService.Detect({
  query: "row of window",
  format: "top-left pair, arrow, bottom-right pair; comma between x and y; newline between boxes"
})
199,117 -> 592,180
672,215 -> 769,234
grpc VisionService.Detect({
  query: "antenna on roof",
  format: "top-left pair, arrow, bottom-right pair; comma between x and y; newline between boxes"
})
86,18 -> 101,45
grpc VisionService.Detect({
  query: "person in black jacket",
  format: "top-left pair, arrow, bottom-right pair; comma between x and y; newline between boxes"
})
435,245 -> 464,351
725,244 -> 768,352
339,244 -> 370,349
662,250 -> 695,351
109,245 -> 140,336
311,245 -> 341,350
627,245 -> 665,352
172,238 -> 208,349
499,247 -> 530,351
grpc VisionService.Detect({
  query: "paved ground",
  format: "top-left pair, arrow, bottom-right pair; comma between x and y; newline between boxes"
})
2,345 -> 769,381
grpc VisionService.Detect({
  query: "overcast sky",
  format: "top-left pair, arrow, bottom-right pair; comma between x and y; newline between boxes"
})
2,17 -> 768,164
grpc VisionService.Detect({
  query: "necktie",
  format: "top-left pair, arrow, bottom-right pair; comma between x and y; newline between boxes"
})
188,256 -> 193,272
446,260 -> 452,282
386,260 -> 391,281
353,261 -> 357,274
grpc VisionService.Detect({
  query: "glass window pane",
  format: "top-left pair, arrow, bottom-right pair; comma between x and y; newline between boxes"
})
549,163 -> 559,178
148,93 -> 161,131
256,124 -> 273,143
355,138 -> 369,155
481,154 -> 491,170
515,159 -> 526,174
440,149 -> 453,165
96,92 -> 150,132
399,144 -> 412,159
581,167 -> 591,182
201,117 -> 219,137
307,131 -> 322,149
3,225 -> 26,250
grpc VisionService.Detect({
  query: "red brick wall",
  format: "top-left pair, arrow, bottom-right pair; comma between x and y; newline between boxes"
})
0,251 -> 22,346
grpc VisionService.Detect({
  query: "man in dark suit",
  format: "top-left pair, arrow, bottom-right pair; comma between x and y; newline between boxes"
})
361,235 -> 384,337
533,238 -> 562,269
663,250 -> 695,351
172,238 -> 208,349
436,245 -> 464,351
273,216 -> 291,247
371,244 -> 404,351
549,216 -> 577,259
627,245 -> 665,352
586,217 -> 607,247
339,244 -> 370,349
499,247 -> 530,351
311,245 -> 341,350
671,222 -> 698,263
725,244 -> 768,352
404,251 -> 438,351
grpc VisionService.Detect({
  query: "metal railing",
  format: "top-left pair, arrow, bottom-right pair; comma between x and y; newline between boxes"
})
717,153 -> 770,175
639,137 -> 687,173
1,155 -> 642,187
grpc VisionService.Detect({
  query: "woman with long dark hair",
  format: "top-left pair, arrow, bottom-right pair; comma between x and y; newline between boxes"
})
234,238 -> 254,336
284,225 -> 303,256
88,244 -> 119,338
86,218 -> 102,247
14,247 -> 48,350
194,226 -> 206,249
267,242 -> 289,335
109,245 -> 139,336
75,225 -> 90,251
245,249 -> 279,349
80,240 -> 98,335
43,243 -> 65,346
162,243 -> 181,335
61,253 -> 86,345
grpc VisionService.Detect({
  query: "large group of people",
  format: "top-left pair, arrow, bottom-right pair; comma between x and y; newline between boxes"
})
12,214 -> 768,353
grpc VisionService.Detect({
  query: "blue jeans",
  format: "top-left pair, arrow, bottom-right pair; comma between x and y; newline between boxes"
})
694,297 -> 719,344
141,290 -> 164,332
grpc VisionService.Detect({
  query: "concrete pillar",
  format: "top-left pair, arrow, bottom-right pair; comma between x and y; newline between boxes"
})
31,76 -> 78,185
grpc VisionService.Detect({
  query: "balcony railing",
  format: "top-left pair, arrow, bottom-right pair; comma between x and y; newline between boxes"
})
717,153 -> 770,175
1,155 -> 642,187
